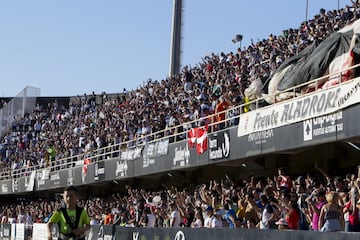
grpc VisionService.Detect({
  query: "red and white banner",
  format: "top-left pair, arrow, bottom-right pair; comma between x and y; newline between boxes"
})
238,77 -> 360,137
188,125 -> 208,155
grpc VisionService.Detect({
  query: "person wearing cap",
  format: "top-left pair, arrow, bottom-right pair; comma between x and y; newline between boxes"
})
213,208 -> 224,228
204,205 -> 215,228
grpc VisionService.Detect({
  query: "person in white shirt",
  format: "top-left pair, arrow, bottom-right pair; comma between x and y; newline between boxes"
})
169,202 -> 181,227
139,208 -> 156,228
204,205 -> 215,228
191,210 -> 204,228
213,209 -> 224,228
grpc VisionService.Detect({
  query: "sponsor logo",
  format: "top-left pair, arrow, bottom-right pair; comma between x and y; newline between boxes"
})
132,232 -> 139,240
116,160 -> 128,177
304,111 -> 343,141
173,144 -> 190,167
1,183 -> 8,193
94,162 -> 105,181
209,131 -> 231,160
174,231 -> 185,240
247,129 -> 274,145
121,147 -> 142,160
143,156 -> 155,168
142,139 -> 169,168
50,172 -> 61,186
143,144 -> 156,168
157,139 -> 169,155
36,169 -> 49,188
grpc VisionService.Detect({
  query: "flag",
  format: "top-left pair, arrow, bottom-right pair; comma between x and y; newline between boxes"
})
187,125 -> 208,155
83,158 -> 91,175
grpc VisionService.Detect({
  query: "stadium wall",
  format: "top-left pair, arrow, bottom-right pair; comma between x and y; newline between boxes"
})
2,223 -> 360,240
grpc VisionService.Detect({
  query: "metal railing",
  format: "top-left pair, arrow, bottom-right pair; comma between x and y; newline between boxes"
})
1,63 -> 359,180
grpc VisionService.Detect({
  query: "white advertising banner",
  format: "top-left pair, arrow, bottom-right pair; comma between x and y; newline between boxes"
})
11,224 -> 24,240
238,77 -> 360,137
32,223 -> 48,240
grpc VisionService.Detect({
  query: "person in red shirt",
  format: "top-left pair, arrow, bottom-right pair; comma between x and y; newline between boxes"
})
343,187 -> 360,232
214,95 -> 232,130
275,168 -> 292,191
103,208 -> 114,225
286,201 -> 300,230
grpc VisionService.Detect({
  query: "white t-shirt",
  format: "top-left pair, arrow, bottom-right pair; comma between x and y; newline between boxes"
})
146,214 -> 156,227
192,218 -> 203,228
170,209 -> 181,227
204,215 -> 214,228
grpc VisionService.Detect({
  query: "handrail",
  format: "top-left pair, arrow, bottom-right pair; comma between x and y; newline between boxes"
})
1,63 -> 359,180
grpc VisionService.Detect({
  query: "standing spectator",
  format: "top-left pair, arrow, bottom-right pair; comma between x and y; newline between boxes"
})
223,203 -> 238,228
139,207 -> 156,228
25,209 -> 33,239
318,191 -> 344,232
191,209 -> 204,228
169,202 -> 181,228
140,120 -> 152,143
103,208 -> 114,225
275,168 -> 292,191
306,189 -> 327,231
47,143 -> 57,169
286,201 -> 300,230
204,205 -> 215,228
244,192 -> 260,227
259,195 -> 275,230
213,209 -> 224,228
214,95 -> 232,130
182,67 -> 193,93
295,179 -> 310,230
11,116 -> 17,132
343,187 -> 360,232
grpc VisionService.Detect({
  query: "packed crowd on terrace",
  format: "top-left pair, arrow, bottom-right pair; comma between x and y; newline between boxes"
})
1,166 -> 360,232
0,3 -> 359,234
1,4 -> 359,179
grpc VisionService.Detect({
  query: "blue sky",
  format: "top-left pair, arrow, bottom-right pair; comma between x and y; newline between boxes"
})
0,0 -> 345,97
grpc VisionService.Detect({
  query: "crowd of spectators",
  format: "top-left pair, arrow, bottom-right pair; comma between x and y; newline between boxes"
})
1,4 -> 359,179
1,164 -> 360,232
1,3 -> 360,237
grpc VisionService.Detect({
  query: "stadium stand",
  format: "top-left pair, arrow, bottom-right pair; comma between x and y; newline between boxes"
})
1,3 -> 360,240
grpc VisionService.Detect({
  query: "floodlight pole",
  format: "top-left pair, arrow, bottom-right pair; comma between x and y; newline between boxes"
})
306,0 -> 309,22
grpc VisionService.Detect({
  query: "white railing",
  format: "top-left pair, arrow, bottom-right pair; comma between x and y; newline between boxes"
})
1,63 -> 359,180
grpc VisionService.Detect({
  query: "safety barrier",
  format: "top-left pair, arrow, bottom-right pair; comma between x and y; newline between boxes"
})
1,223 -> 360,240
